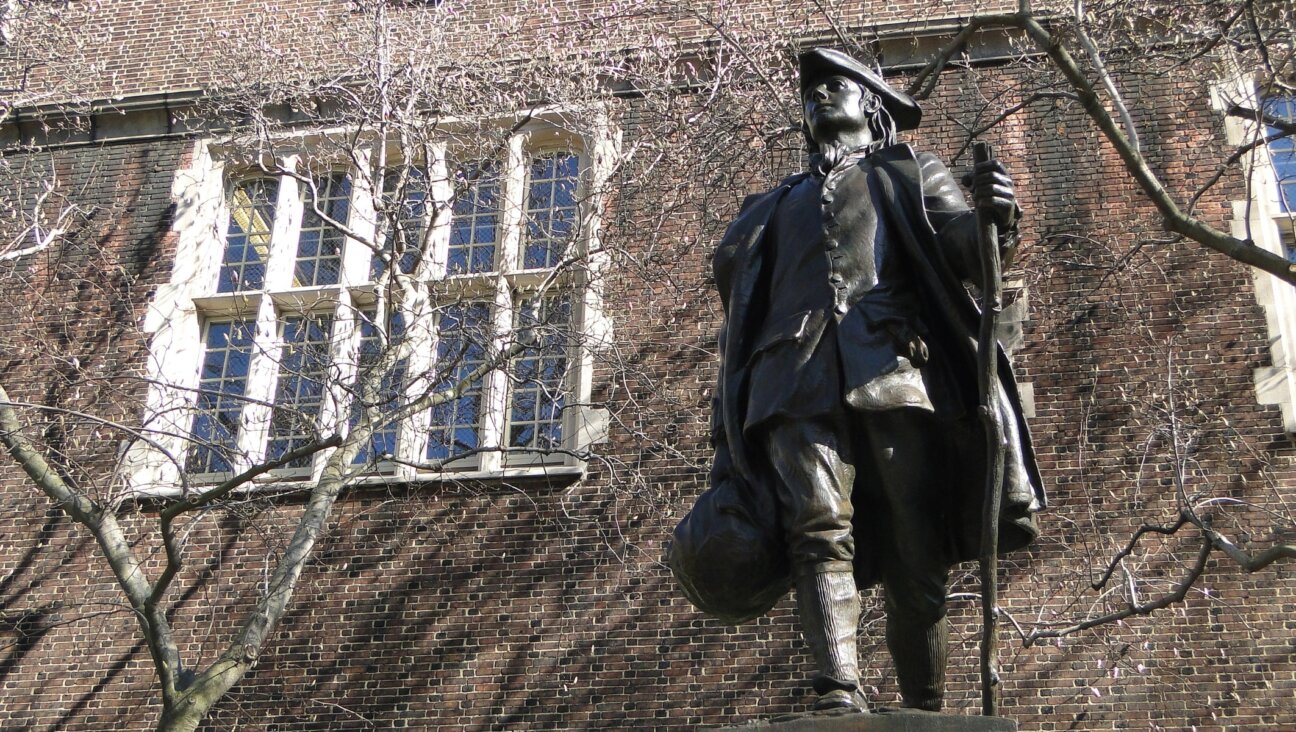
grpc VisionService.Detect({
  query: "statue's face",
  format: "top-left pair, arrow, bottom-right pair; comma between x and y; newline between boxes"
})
803,75 -> 875,146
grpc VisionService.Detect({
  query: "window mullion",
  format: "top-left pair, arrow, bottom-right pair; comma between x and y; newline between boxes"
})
496,135 -> 526,274
409,144 -> 455,469
200,160 -> 232,293
478,278 -> 514,473
400,291 -> 436,473
265,154 -> 303,291
237,296 -> 281,471
474,138 -> 526,471
341,149 -> 375,290
422,143 -> 451,280
316,290 -> 360,481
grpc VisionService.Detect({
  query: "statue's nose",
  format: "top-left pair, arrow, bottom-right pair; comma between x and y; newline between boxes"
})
811,86 -> 830,102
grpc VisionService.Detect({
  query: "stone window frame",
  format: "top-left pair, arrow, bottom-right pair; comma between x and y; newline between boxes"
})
1215,77 -> 1296,432
129,116 -> 615,495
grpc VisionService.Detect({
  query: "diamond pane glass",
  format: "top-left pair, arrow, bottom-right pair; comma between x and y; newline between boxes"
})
267,314 -> 334,468
521,152 -> 579,270
294,173 -> 351,287
449,162 -> 500,274
218,179 -> 278,293
373,167 -> 428,279
507,296 -> 571,452
352,310 -> 407,466
187,320 -> 255,473
427,303 -> 490,462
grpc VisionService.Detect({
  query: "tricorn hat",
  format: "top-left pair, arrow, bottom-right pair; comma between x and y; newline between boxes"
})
798,48 -> 922,131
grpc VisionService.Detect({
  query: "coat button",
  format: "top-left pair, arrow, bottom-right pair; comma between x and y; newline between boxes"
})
822,194 -> 834,204
835,302 -> 849,314
829,274 -> 843,283
825,239 -> 839,250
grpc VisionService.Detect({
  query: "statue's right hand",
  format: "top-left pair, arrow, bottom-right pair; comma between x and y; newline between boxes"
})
885,322 -> 929,367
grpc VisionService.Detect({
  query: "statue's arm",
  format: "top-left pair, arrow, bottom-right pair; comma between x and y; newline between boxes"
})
919,152 -> 1021,282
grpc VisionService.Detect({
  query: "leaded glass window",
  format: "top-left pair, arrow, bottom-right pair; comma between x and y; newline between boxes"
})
449,162 -> 500,274
521,152 -> 578,269
427,303 -> 490,461
1263,97 -> 1296,215
218,179 -> 278,292
186,320 -> 255,473
353,309 -> 407,465
507,296 -> 572,452
374,167 -> 428,278
267,314 -> 334,467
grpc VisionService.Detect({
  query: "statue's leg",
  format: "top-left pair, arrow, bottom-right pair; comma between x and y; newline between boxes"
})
795,566 -> 867,712
884,598 -> 948,711
762,417 -> 867,712
860,407 -> 951,712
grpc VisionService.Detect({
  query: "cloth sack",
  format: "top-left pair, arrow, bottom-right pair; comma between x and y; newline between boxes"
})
667,477 -> 791,624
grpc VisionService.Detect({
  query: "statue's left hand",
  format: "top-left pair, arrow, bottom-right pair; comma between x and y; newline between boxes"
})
968,159 -> 1019,231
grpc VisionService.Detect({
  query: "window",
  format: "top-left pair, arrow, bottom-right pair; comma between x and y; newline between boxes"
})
427,302 -> 489,461
1264,97 -> 1296,261
375,166 -> 428,278
266,313 -> 335,469
1215,84 -> 1296,431
1266,98 -> 1296,214
293,173 -> 351,286
522,152 -> 579,269
508,296 -> 572,452
218,179 -> 277,292
186,320 -> 254,474
448,162 -> 500,275
134,121 -> 613,491
352,308 -> 406,465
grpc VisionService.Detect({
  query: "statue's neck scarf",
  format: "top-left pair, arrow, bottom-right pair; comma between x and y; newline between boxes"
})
811,140 -> 884,178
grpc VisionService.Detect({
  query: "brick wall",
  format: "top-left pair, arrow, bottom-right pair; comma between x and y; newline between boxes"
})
2,0 -> 1031,104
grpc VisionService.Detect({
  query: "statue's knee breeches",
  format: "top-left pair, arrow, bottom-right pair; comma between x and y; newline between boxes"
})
761,418 -> 856,570
882,560 -> 950,626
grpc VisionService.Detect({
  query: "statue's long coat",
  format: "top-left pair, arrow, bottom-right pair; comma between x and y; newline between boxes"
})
710,144 -> 1045,588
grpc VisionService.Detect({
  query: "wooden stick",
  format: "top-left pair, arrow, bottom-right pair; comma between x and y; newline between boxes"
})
973,140 -> 1008,718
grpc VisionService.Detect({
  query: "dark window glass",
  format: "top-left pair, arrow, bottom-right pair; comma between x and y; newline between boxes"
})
507,296 -> 571,452
187,320 -> 255,473
218,179 -> 278,292
267,314 -> 334,469
427,303 -> 490,462
294,173 -> 351,287
521,152 -> 579,269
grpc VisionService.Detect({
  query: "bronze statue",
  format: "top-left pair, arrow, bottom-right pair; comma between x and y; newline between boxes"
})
670,48 -> 1045,713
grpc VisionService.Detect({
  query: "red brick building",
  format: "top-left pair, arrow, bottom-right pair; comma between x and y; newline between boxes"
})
0,1 -> 1293,730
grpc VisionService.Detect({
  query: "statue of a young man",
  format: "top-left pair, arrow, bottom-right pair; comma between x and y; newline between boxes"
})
706,49 -> 1045,712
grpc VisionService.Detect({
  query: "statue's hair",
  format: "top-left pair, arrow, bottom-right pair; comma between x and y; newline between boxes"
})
803,84 -> 897,173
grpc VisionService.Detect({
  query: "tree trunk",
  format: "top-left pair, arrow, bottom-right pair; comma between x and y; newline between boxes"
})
156,705 -> 205,732
155,673 -> 247,732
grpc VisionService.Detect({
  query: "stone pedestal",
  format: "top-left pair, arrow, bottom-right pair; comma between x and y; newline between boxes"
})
709,708 -> 1017,732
